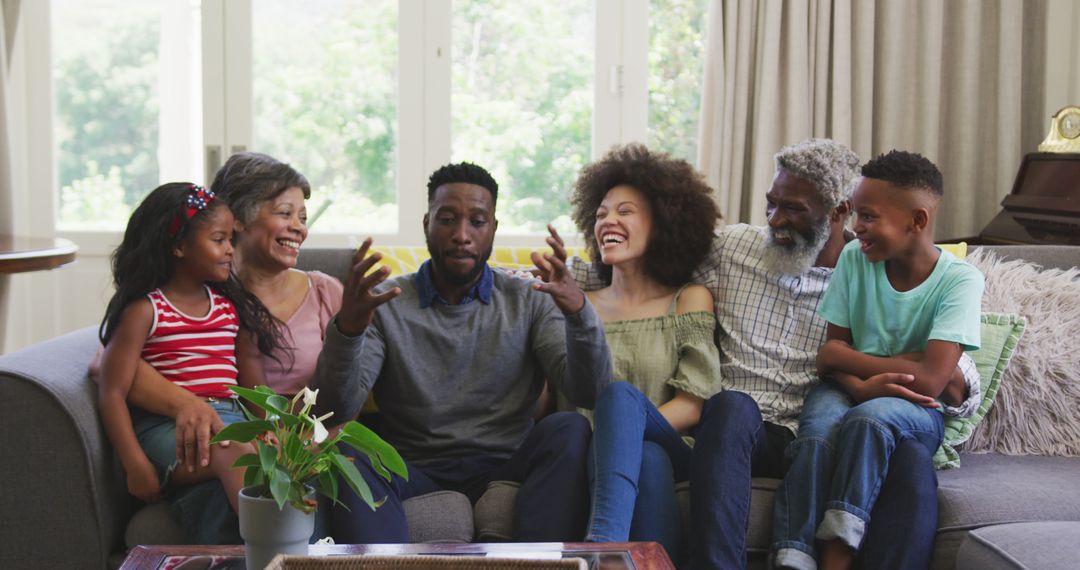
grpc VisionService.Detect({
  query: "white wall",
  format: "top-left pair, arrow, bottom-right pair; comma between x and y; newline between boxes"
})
4,2 -> 1080,354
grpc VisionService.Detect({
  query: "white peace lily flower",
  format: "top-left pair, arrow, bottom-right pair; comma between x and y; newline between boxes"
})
312,416 -> 329,444
301,387 -> 319,408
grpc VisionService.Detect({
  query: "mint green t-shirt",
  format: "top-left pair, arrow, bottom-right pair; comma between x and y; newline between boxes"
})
818,240 -> 984,356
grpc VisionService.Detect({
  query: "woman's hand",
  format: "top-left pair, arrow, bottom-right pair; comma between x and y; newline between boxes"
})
175,399 -> 228,472
530,225 -> 586,315
336,237 -> 401,337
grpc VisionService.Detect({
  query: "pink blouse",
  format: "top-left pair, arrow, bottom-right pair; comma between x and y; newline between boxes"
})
262,270 -> 343,396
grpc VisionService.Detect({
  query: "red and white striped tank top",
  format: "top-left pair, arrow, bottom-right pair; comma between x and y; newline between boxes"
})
142,286 -> 240,399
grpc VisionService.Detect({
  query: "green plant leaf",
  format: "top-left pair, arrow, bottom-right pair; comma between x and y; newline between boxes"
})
269,466 -> 292,510
330,453 -> 377,511
230,385 -> 274,408
284,431 -> 307,462
265,394 -> 291,415
340,421 -> 408,480
231,453 -> 261,470
243,466 -> 262,488
358,450 -> 391,482
318,470 -> 340,506
211,420 -> 276,444
258,440 -> 277,477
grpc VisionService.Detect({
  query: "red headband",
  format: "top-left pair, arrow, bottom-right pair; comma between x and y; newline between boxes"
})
168,184 -> 217,236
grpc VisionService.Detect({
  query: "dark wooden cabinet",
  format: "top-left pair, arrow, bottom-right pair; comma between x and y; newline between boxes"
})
977,153 -> 1080,245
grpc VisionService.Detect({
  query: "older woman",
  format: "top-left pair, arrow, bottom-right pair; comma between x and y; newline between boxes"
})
111,152 -> 366,543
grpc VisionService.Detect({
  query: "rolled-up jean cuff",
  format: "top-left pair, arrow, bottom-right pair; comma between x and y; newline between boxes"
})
816,507 -> 866,550
773,546 -> 816,570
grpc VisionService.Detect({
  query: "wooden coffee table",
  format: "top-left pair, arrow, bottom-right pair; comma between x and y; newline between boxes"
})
120,542 -> 674,569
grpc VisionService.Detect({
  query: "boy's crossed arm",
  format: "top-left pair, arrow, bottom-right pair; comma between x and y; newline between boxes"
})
817,323 -> 966,407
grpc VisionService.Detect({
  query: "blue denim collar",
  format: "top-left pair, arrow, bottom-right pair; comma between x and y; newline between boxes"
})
415,259 -> 493,308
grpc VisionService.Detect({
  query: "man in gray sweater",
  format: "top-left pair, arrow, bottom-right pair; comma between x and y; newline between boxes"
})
312,162 -> 613,543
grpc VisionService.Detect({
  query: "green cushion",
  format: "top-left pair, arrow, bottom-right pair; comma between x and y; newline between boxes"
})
934,312 -> 1026,469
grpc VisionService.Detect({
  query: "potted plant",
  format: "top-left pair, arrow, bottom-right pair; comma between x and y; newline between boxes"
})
211,385 -> 407,570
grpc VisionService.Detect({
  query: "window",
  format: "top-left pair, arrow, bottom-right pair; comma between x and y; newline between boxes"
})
252,0 -> 399,233
451,0 -> 593,235
52,0 -> 203,230
47,0 -> 708,243
648,0 -> 709,163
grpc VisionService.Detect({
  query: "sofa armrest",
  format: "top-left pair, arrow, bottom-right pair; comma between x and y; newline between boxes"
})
0,326 -> 134,569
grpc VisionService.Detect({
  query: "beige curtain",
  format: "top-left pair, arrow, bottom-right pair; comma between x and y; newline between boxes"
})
0,0 -> 17,237
1,0 -> 20,352
697,0 -> 1047,240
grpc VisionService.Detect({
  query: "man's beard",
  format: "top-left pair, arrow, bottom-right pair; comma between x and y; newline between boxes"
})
761,217 -> 831,276
425,236 -> 493,287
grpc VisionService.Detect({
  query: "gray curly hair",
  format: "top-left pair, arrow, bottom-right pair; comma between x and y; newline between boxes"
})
774,138 -> 860,209
210,152 -> 311,225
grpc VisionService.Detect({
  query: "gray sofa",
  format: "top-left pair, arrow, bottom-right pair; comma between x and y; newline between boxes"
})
2,244 -> 1079,569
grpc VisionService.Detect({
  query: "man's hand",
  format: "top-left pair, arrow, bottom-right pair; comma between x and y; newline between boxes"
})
336,237 -> 401,337
126,457 -> 162,503
530,225 -> 586,315
175,398 -> 227,472
856,372 -> 940,408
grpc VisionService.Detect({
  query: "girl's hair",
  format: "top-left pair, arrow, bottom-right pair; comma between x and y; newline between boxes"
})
99,183 -> 286,362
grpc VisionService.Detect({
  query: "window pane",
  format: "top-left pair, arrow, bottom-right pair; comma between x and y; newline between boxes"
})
53,0 -> 202,230
648,0 -> 709,165
452,0 -> 594,235
253,1 -> 398,233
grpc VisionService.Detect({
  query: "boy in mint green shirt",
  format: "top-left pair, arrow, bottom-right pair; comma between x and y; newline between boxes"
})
771,150 -> 983,570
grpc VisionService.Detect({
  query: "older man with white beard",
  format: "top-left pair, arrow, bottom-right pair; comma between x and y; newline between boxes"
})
573,138 -> 977,569
684,139 -> 979,570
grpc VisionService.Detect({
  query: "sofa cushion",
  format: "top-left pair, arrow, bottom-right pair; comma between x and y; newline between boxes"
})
404,490 -> 474,544
125,502 -> 185,547
937,453 -> 1080,530
932,453 -> 1080,568
122,489 -> 473,548
957,521 -> 1080,569
474,481 -> 519,541
935,312 -> 1026,469
476,478 -> 781,550
963,249 -> 1080,456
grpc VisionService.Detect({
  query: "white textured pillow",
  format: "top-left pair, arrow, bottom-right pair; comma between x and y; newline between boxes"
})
961,249 -> 1080,456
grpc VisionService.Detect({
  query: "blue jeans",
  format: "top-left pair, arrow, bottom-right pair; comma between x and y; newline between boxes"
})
689,391 -> 793,570
332,412 -> 592,543
771,383 -> 945,570
690,390 -> 940,570
586,382 -> 691,562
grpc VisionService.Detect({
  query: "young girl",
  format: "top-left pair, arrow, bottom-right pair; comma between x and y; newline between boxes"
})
98,183 -> 284,511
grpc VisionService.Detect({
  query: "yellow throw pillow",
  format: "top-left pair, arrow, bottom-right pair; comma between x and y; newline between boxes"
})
370,246 -> 589,275
938,242 -> 967,259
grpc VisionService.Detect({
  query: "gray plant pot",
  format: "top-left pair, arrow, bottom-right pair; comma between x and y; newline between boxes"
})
238,486 -> 315,570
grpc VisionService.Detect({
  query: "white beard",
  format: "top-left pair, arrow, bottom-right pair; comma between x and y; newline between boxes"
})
761,219 -> 831,276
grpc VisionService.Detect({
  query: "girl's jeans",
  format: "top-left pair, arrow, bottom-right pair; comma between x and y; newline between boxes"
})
586,381 -> 692,562
771,382 -> 945,570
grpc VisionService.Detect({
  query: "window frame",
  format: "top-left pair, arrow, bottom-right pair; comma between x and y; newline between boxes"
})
35,0 -> 655,254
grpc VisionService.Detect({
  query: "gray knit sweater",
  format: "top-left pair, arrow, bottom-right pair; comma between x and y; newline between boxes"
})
311,269 -> 612,467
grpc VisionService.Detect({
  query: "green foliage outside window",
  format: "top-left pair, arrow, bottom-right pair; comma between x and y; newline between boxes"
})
52,1 -> 708,233
55,21 -> 158,229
